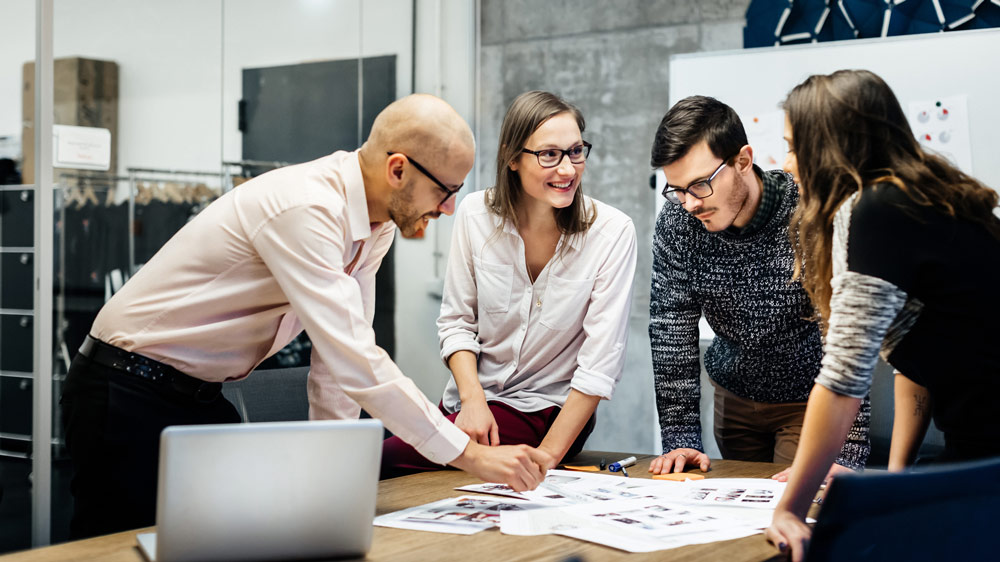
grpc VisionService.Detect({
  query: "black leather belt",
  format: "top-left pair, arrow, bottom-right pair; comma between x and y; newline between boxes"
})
79,335 -> 222,403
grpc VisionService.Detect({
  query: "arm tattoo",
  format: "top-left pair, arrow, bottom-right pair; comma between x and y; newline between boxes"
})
914,394 -> 928,417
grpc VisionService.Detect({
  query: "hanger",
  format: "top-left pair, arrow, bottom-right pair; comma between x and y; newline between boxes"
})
76,182 -> 100,209
135,180 -> 154,205
162,181 -> 186,204
104,182 -> 117,206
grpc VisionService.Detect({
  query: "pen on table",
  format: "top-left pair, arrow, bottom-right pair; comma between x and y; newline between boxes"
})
608,456 -> 636,477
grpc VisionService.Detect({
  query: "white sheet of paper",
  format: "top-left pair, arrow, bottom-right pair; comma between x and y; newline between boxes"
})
499,506 -> 588,536
665,478 -> 787,510
457,469 -> 664,506
541,498 -> 765,553
401,473 -> 798,552
374,495 -> 550,535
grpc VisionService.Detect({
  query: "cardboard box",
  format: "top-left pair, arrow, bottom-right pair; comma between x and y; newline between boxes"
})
22,57 -> 119,184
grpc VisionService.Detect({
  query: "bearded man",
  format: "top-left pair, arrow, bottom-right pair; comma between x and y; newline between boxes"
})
60,94 -> 552,539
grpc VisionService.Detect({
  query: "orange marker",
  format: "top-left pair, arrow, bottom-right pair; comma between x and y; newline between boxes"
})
652,472 -> 706,481
562,465 -> 601,472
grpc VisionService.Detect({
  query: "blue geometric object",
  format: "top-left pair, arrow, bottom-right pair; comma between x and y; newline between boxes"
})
838,0 -> 890,38
828,1 -> 863,39
887,0 -> 946,36
955,0 -> 1000,29
778,0 -> 861,43
781,0 -> 834,43
745,0 -> 794,47
937,0 -> 979,29
743,0 -> 1000,48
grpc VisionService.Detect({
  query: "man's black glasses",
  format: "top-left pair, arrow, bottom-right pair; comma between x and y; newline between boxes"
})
387,151 -> 463,206
662,160 -> 727,204
521,141 -> 592,168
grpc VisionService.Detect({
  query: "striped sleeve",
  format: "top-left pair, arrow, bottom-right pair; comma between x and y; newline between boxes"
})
815,271 -> 908,398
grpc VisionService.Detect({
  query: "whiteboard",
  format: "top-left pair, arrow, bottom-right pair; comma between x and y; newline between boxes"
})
667,28 -> 1000,195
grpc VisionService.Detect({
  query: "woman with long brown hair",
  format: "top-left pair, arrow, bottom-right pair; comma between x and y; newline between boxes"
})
381,91 -> 637,477
767,69 -> 1000,559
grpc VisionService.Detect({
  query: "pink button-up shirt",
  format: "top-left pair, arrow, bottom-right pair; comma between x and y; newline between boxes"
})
93,151 -> 468,464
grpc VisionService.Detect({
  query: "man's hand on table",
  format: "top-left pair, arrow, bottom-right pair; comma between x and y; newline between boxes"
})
450,440 -> 553,492
648,448 -> 711,474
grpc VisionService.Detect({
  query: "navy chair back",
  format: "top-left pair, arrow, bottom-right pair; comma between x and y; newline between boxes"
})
808,456 -> 1000,561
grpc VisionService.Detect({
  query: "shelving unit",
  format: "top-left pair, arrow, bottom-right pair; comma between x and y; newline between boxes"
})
0,184 -> 36,461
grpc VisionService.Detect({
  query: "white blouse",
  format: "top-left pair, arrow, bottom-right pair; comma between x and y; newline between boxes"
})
438,190 -> 637,414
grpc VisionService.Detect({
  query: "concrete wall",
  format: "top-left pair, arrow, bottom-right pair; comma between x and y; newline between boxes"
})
478,0 -> 752,454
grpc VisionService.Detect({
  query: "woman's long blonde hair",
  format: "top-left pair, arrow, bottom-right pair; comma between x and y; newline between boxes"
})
784,69 -> 999,324
487,90 -> 594,236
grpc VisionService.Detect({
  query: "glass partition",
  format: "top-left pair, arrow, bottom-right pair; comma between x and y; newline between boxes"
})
0,0 -> 37,552
0,0 -> 422,551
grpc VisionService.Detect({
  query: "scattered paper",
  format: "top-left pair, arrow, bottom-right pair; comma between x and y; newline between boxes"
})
457,469 -> 665,506
379,471 -> 792,553
665,478 -> 787,510
373,495 -> 550,535
502,498 -> 768,553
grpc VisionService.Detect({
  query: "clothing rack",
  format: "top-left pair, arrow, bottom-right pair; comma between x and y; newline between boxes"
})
125,167 -> 225,274
51,173 -> 124,376
222,159 -> 292,170
46,169 -> 224,376
222,159 -> 292,190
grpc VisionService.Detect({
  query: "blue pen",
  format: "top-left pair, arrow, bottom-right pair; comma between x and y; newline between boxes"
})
608,456 -> 636,477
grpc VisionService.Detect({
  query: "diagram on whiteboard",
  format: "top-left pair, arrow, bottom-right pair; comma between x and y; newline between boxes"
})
907,95 -> 972,174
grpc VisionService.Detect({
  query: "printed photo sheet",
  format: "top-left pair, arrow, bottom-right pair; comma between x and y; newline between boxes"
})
455,469 -> 668,506
378,472 -> 793,552
667,478 -> 787,509
373,495 -> 551,535
500,497 -> 770,553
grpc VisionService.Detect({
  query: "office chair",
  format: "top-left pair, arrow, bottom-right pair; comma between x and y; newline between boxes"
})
222,366 -> 310,423
807,455 -> 1000,561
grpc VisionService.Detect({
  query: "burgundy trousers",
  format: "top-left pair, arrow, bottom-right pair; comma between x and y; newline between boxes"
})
380,400 -> 595,479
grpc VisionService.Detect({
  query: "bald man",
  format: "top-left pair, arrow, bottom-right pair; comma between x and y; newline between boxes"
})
60,94 -> 553,539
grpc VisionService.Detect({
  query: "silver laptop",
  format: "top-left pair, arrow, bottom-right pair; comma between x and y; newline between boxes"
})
137,419 -> 383,562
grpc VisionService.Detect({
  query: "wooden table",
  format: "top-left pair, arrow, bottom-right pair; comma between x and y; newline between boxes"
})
1,451 -> 791,561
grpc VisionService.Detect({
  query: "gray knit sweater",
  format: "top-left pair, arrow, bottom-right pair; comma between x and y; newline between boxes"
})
650,169 -> 870,469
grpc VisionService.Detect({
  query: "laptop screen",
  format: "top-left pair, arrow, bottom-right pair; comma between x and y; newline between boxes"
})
139,419 -> 382,562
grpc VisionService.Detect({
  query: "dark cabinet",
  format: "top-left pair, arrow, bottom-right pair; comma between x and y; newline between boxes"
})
0,315 -> 33,373
0,376 -> 32,436
1,252 -> 33,310
0,189 -> 33,247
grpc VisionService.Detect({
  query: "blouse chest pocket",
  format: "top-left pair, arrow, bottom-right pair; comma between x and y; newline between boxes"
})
473,256 -> 513,314
540,274 -> 594,331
